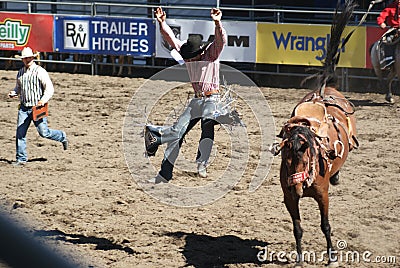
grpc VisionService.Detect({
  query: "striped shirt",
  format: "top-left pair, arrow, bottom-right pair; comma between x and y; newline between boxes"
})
160,20 -> 227,96
13,62 -> 54,107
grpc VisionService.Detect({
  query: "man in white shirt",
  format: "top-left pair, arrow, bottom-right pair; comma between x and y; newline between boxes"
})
8,47 -> 68,166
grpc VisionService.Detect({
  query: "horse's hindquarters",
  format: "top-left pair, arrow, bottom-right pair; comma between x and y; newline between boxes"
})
371,42 -> 382,75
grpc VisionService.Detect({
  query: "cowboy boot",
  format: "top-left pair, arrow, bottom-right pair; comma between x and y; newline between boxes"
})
144,125 -> 162,157
197,162 -> 207,178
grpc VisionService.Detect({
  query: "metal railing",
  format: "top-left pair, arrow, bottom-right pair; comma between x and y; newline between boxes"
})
0,0 -> 382,23
0,0 -> 386,91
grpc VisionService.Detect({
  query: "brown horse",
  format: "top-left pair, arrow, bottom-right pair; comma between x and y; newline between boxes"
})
272,1 -> 359,267
276,87 -> 358,267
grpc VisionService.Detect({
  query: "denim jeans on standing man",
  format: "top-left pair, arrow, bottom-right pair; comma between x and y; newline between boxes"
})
16,105 -> 66,162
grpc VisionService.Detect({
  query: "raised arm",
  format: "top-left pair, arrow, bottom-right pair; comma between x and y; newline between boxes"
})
155,7 -> 185,50
206,8 -> 227,61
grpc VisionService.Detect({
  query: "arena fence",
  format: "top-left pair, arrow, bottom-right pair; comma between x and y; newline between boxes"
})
0,0 -> 390,92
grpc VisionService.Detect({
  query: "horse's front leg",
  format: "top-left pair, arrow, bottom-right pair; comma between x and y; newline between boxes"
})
284,194 -> 303,267
317,192 -> 339,267
386,70 -> 396,103
386,81 -> 395,103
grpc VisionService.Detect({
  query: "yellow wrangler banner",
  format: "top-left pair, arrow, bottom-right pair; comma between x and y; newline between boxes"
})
256,23 -> 366,68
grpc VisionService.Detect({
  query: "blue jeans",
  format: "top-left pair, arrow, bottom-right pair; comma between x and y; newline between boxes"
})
159,117 -> 216,181
157,96 -> 220,180
16,105 -> 66,162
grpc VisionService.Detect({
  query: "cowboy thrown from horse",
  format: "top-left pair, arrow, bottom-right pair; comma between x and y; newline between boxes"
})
377,0 -> 400,69
144,7 -> 228,183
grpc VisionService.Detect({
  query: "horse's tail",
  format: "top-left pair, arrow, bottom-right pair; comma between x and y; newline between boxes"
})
302,0 -> 358,90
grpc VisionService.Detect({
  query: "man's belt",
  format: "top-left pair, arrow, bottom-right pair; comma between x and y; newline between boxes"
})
20,104 -> 33,109
195,89 -> 220,98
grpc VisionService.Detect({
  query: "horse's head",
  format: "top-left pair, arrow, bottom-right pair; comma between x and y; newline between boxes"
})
280,124 -> 319,194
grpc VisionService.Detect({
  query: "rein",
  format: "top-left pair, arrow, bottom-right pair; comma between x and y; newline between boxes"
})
319,0 -> 378,98
333,0 -> 380,67
325,101 -> 355,116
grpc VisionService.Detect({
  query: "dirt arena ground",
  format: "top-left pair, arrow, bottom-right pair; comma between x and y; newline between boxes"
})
0,69 -> 399,268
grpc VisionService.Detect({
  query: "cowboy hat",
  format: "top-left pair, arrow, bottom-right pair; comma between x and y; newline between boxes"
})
179,35 -> 210,59
15,47 -> 39,59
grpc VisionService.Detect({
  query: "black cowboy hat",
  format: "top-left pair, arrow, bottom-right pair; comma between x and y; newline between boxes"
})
180,35 -> 210,59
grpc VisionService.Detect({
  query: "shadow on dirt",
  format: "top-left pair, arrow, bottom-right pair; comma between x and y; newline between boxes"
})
350,99 -> 393,107
34,229 -> 136,255
165,231 -> 287,267
0,157 -> 47,164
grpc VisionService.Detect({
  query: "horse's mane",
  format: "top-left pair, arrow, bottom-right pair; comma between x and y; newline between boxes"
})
301,0 -> 357,89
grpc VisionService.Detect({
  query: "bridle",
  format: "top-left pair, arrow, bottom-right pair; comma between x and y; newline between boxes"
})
281,124 -> 319,188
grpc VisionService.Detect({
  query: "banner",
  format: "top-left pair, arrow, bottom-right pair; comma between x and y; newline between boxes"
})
0,12 -> 53,51
155,19 -> 256,63
366,26 -> 386,69
256,23 -> 366,68
54,16 -> 155,56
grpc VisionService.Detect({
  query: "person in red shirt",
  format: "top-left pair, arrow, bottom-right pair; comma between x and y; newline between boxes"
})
376,0 -> 400,69
377,0 -> 400,29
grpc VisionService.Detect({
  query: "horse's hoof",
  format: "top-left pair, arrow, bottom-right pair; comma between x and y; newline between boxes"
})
330,172 -> 340,185
327,261 -> 339,268
385,95 -> 395,103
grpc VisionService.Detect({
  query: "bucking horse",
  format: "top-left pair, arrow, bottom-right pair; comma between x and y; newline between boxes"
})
271,0 -> 359,267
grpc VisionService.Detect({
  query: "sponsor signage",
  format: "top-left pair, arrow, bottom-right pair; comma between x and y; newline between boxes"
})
366,26 -> 386,69
0,12 -> 375,69
0,12 -> 53,51
256,23 -> 366,68
155,19 -> 256,63
54,16 -> 155,56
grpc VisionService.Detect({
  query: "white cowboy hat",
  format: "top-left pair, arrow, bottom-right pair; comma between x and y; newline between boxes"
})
15,47 -> 39,59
